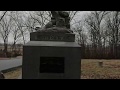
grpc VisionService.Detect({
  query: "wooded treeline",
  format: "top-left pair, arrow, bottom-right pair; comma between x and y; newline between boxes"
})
0,11 -> 119,58
73,11 -> 120,59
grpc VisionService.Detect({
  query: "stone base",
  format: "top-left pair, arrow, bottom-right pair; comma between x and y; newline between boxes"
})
22,41 -> 81,79
30,27 -> 75,42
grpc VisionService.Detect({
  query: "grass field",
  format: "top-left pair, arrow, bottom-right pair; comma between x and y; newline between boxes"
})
4,68 -> 22,79
81,59 -> 120,79
3,59 -> 120,79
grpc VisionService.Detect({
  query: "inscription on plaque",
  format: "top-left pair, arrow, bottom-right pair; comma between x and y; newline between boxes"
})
30,32 -> 75,42
36,35 -> 64,41
40,57 -> 64,73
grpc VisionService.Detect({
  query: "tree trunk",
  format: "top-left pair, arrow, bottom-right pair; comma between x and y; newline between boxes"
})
4,43 -> 8,57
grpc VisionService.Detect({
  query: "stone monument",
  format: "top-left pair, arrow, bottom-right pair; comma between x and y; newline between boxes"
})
22,11 -> 81,79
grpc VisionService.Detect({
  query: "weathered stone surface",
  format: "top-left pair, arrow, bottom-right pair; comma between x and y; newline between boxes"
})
24,41 -> 80,47
31,27 -> 75,42
36,27 -> 73,33
22,41 -> 81,79
30,32 -> 75,42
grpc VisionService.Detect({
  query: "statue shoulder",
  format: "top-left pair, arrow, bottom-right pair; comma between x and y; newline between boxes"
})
58,11 -> 69,17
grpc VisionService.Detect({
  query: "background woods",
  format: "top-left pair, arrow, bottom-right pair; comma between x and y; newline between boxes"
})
0,11 -> 119,59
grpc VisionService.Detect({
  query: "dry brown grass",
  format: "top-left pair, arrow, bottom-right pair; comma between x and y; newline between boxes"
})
4,68 -> 22,79
81,59 -> 120,79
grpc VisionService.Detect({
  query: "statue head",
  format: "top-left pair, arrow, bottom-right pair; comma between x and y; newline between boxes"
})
44,11 -> 70,29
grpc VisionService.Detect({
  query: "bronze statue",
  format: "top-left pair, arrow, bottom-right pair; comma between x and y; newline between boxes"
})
45,11 -> 70,29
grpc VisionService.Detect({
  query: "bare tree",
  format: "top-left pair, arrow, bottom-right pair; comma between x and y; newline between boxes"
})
10,11 -> 28,44
84,11 -> 110,58
11,24 -> 23,51
24,15 -> 37,33
0,12 -> 13,56
72,20 -> 87,44
28,11 -> 51,29
67,11 -> 78,22
0,11 -> 7,22
72,20 -> 89,58
105,11 -> 120,58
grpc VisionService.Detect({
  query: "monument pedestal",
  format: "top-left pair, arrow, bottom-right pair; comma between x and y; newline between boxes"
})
22,29 -> 81,79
